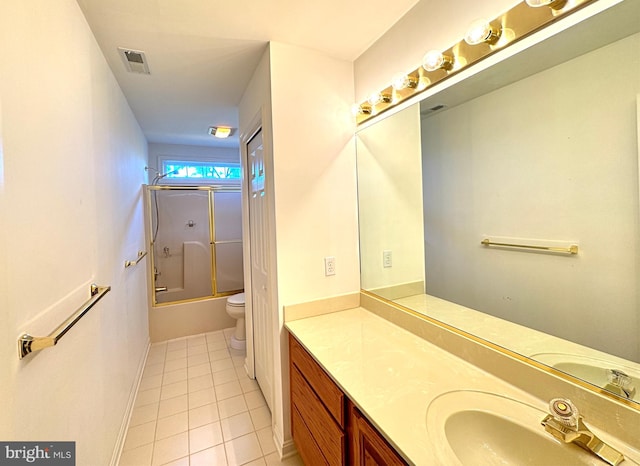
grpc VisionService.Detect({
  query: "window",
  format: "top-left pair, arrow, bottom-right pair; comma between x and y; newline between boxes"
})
161,160 -> 241,181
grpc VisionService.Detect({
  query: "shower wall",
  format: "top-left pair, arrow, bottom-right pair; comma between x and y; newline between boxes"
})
149,187 -> 243,305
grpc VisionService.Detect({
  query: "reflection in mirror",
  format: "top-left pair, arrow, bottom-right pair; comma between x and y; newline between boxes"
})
356,0 -> 640,405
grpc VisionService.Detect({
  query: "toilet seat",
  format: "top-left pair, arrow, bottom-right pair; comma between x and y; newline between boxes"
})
226,292 -> 245,307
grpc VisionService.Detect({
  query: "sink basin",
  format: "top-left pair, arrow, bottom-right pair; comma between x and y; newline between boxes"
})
426,390 -> 638,465
530,353 -> 639,401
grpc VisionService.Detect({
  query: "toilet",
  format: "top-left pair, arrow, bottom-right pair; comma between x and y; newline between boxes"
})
225,292 -> 246,350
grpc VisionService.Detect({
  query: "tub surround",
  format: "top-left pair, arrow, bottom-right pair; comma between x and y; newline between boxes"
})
149,296 -> 235,342
285,304 -> 640,464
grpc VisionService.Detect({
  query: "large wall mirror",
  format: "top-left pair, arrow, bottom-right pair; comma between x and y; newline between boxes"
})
357,0 -> 640,405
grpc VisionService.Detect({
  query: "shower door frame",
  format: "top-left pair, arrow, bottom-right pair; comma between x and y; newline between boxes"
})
145,184 -> 243,306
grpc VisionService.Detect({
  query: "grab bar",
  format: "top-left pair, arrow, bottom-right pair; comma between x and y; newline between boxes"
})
481,238 -> 578,254
125,250 -> 147,268
18,284 -> 111,359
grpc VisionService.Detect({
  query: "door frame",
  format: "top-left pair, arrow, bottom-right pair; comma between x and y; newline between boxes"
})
239,115 -> 260,380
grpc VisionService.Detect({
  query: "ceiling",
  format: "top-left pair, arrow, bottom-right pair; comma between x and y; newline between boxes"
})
76,0 -> 419,149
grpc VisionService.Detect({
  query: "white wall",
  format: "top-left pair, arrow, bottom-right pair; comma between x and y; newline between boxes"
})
422,32 -> 640,362
270,42 -> 359,451
354,0 -> 518,101
0,1 -> 149,463
238,42 -> 359,455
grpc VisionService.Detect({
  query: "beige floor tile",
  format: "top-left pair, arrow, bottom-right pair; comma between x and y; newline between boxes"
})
244,389 -> 266,410
143,363 -> 165,378
189,387 -> 217,409
189,421 -> 224,454
162,457 -> 189,466
118,443 -> 153,466
256,426 -> 276,455
263,452 -> 304,466
151,431 -> 189,466
215,380 -> 243,401
206,339 -> 227,351
167,338 -> 187,351
221,412 -> 254,441
148,342 -> 167,355
249,406 -> 271,430
161,380 -> 188,401
235,366 -> 248,380
190,444 -> 227,466
231,355 -> 246,368
188,344 -> 209,357
209,348 -> 231,361
146,352 -> 165,366
188,352 -> 210,367
163,368 -> 188,386
244,459 -> 267,466
189,402 -> 220,429
188,362 -> 212,379
158,394 -> 188,419
123,420 -> 156,451
213,368 -> 238,386
139,374 -> 163,391
239,377 -> 260,394
211,358 -> 234,373
165,348 -> 187,362
130,403 -> 159,427
224,432 -> 263,466
135,388 -> 161,408
164,358 -> 188,373
218,395 -> 248,420
155,411 -> 188,440
188,374 -> 214,392
187,335 -> 207,347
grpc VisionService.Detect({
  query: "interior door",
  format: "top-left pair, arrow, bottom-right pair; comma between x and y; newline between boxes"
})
247,128 -> 274,412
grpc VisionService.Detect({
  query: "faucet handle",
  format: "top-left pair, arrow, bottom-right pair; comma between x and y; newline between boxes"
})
608,369 -> 632,389
549,398 -> 580,429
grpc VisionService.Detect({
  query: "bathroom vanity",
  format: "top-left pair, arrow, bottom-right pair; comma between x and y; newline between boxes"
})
289,332 -> 406,465
285,305 -> 640,465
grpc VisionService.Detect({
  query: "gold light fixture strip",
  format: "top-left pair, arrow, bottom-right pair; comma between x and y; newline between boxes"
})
481,238 -> 579,254
355,0 -> 597,125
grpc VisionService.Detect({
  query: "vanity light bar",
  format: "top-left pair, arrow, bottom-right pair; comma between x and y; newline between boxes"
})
354,0 -> 597,125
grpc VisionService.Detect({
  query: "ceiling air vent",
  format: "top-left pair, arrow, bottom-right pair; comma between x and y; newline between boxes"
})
118,47 -> 150,74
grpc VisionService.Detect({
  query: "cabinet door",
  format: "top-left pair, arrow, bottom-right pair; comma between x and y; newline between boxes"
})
349,403 -> 407,466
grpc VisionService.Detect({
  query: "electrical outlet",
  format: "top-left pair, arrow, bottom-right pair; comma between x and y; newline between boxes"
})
324,256 -> 336,276
383,250 -> 392,268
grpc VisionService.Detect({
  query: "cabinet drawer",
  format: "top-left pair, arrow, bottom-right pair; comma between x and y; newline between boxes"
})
289,334 -> 345,427
291,364 -> 345,466
291,404 -> 330,466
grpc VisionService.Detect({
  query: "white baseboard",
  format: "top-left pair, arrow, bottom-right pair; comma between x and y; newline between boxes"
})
273,427 -> 298,460
110,340 -> 150,466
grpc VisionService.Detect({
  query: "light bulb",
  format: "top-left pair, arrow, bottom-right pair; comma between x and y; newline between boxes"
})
391,73 -> 417,91
464,18 -> 501,45
367,93 -> 382,106
422,50 -> 453,72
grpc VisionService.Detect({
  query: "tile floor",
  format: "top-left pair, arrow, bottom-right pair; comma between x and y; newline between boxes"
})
119,328 -> 304,466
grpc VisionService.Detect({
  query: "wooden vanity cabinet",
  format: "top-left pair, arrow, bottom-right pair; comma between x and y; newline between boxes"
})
349,402 -> 407,466
289,334 -> 407,466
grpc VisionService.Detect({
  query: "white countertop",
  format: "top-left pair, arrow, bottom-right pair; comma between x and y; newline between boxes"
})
285,307 -> 551,465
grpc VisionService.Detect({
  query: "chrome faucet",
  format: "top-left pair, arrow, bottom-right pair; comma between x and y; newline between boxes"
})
541,398 -> 625,466
605,370 -> 636,400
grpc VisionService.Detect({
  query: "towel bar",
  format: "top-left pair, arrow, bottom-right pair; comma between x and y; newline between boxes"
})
18,284 -> 111,359
124,250 -> 147,268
